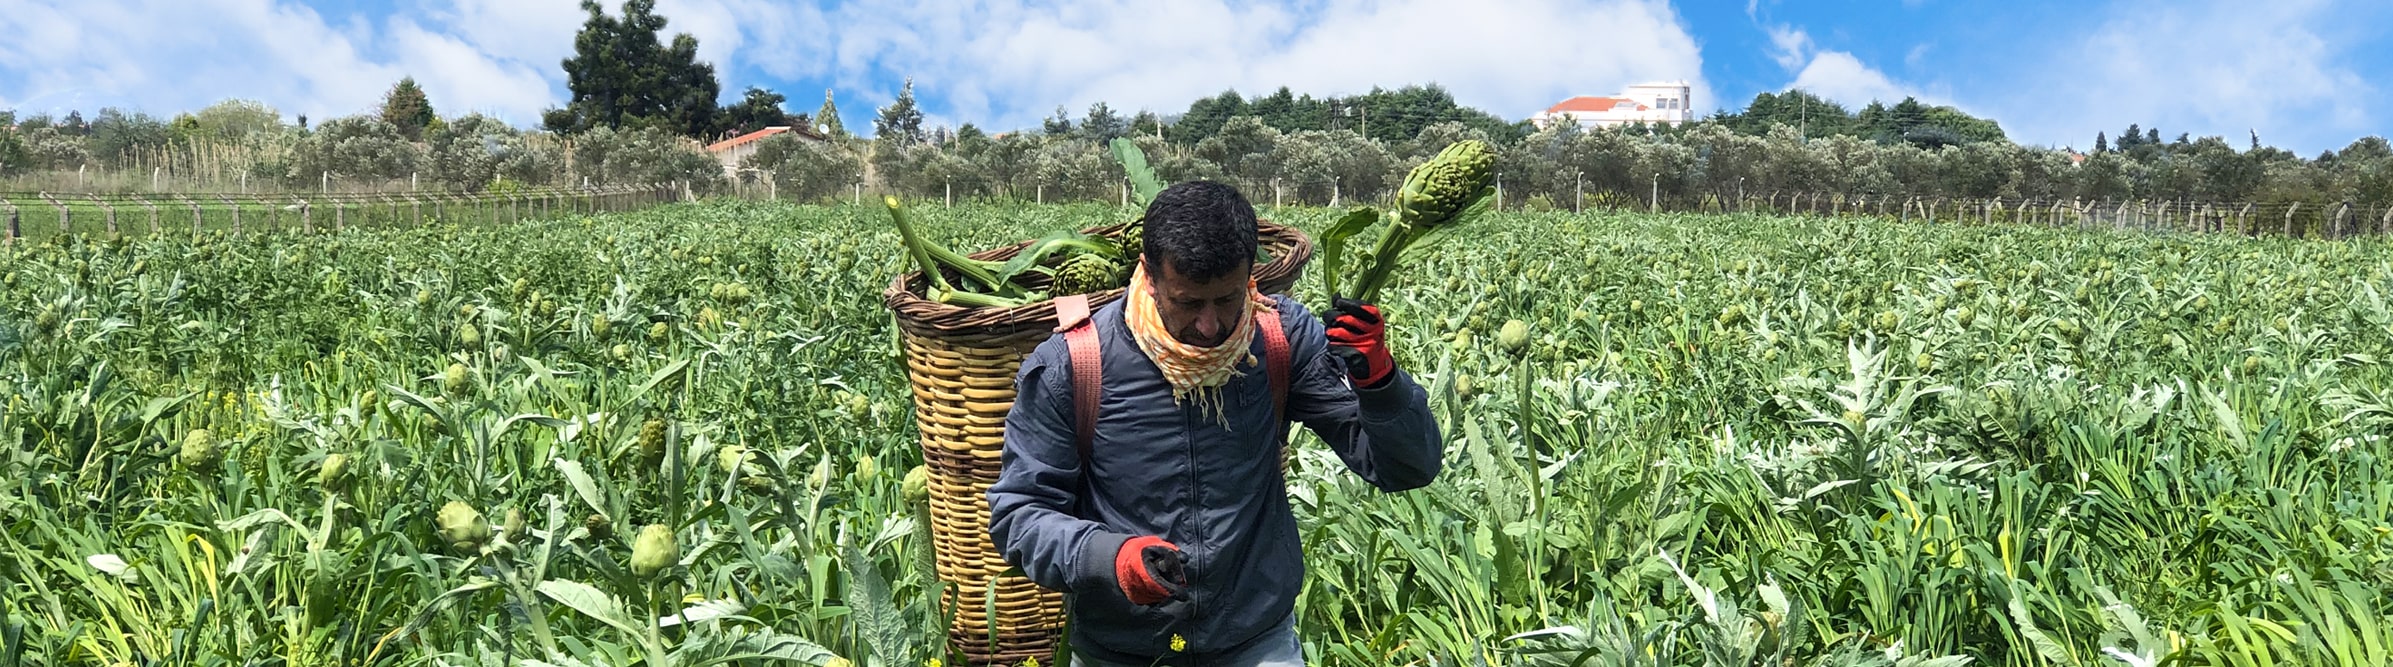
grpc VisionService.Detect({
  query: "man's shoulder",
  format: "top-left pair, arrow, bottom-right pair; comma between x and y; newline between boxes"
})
1265,294 -> 1322,341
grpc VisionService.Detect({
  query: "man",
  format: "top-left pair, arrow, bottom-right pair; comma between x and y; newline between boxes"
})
987,181 -> 1444,666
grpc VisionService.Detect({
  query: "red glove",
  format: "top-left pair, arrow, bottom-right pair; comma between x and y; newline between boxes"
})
1323,297 -> 1394,388
1114,536 -> 1189,606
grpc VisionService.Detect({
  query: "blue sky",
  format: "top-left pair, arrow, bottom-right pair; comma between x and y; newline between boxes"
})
2,0 -> 2386,154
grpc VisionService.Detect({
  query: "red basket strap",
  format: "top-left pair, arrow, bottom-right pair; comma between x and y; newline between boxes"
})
1054,294 -> 1103,463
1257,303 -> 1290,433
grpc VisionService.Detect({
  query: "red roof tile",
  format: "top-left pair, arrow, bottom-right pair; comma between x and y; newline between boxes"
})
1544,96 -> 1645,114
706,126 -> 823,152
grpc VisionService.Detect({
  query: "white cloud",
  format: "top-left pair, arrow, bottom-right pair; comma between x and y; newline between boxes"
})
1766,25 -> 1811,70
1761,25 -> 1941,111
0,0 -> 1712,139
1986,0 -> 2374,152
1790,52 -> 1913,109
0,0 -> 577,126
805,0 -> 1711,133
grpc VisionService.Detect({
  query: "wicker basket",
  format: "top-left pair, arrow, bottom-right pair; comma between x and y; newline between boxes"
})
883,219 -> 1313,666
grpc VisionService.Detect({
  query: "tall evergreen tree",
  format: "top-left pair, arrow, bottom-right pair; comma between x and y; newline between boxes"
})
720,87 -> 799,137
1079,102 -> 1125,141
544,0 -> 721,137
816,89 -> 845,137
872,77 -> 925,146
1128,110 -> 1164,139
1168,90 -> 1247,144
2095,132 -> 2109,153
380,77 -> 435,142
1042,106 -> 1073,137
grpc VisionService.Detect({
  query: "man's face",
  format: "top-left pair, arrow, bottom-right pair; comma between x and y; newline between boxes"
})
1149,258 -> 1252,348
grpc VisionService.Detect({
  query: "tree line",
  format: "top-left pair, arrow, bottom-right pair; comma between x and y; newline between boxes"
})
1,0 -> 2385,212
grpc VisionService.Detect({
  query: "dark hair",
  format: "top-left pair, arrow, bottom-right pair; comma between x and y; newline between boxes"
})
1140,180 -> 1258,283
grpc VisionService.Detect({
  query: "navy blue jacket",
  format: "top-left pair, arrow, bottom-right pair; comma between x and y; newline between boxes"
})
986,294 -> 1443,663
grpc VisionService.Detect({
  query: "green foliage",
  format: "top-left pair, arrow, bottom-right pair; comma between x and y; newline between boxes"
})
1078,102 -> 1126,142
428,114 -> 563,191
814,89 -> 845,138
1167,84 -> 1523,147
739,134 -> 863,201
289,115 -> 421,184
872,78 -> 925,146
719,86 -> 800,137
545,0 -> 721,138
185,99 -> 285,142
10,201 -> 2393,665
380,77 -> 437,142
85,108 -> 171,168
570,125 -> 723,189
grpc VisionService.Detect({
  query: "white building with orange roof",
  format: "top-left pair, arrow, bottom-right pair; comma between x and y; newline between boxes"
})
1532,81 -> 1695,130
706,125 -> 826,178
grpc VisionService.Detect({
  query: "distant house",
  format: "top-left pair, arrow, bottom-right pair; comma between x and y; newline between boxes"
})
706,125 -> 826,178
1532,81 -> 1695,130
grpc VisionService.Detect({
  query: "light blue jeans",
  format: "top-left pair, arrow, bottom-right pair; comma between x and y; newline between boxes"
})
1069,613 -> 1304,667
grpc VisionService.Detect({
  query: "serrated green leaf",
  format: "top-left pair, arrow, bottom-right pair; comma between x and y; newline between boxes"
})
535,579 -> 643,638
1111,138 -> 1164,207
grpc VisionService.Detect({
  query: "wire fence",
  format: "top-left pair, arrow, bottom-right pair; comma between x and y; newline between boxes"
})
0,183 -> 685,241
1635,191 -> 2393,240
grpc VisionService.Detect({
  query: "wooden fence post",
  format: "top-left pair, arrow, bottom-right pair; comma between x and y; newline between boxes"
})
185,196 -> 203,235
41,193 -> 66,235
90,196 -> 118,237
139,196 -> 159,235
2284,202 -> 2299,237
1986,198 -> 2001,225
335,198 -> 346,231
300,198 -> 313,233
2237,203 -> 2252,235
4,201 -> 17,243
2381,206 -> 2392,237
2333,202 -> 2351,240
220,196 -> 241,234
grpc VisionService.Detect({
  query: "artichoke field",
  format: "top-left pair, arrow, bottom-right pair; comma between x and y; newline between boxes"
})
4,199 -> 2393,666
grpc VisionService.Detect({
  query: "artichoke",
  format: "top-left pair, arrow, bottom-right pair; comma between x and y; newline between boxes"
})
638,417 -> 668,462
1497,319 -> 1531,356
902,465 -> 930,505
1395,140 -> 1497,228
716,443 -> 750,474
1340,140 -> 1498,302
629,524 -> 678,578
179,429 -> 220,470
1054,253 -> 1125,296
442,363 -> 471,395
1117,223 -> 1143,261
583,514 -> 614,541
437,501 -> 492,553
318,453 -> 351,491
